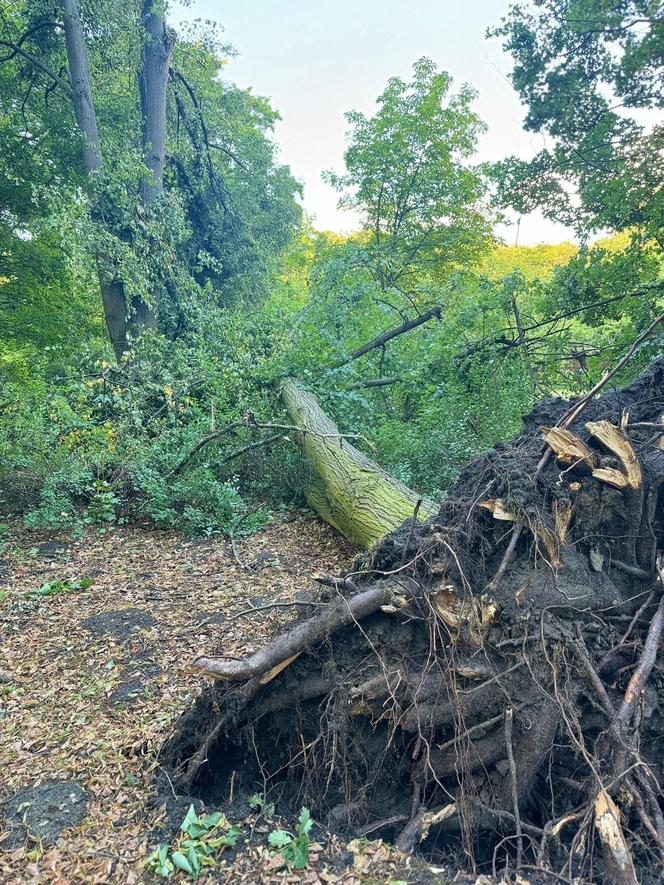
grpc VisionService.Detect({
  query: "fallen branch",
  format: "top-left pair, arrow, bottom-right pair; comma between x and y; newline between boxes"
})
594,788 -> 638,885
345,306 -> 442,364
347,375 -> 403,389
168,419 -> 244,476
220,432 -> 287,472
192,584 -> 392,680
169,413 -> 362,478
559,312 -> 664,429
462,284 -> 664,359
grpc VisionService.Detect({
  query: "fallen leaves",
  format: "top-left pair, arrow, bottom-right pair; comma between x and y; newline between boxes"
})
0,517 -> 352,883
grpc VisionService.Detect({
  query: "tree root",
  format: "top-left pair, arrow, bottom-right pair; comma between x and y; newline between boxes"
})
191,583 -> 392,680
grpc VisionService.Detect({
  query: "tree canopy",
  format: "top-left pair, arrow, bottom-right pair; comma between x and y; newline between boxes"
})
489,1 -> 664,242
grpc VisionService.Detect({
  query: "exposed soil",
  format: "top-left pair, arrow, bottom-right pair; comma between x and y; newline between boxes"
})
3,782 -> 89,849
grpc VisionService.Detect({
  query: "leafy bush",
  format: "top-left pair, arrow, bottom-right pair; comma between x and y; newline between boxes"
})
135,466 -> 270,537
0,328 -> 289,536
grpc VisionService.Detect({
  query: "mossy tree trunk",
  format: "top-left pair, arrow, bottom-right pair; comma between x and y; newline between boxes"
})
279,377 -> 437,547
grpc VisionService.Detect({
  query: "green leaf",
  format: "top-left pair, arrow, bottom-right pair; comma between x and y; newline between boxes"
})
146,845 -> 173,877
291,838 -> 309,869
180,804 -> 201,836
298,807 -> 313,836
268,829 -> 292,849
200,811 -> 224,830
199,854 -> 216,867
171,851 -> 194,876
186,846 -> 202,877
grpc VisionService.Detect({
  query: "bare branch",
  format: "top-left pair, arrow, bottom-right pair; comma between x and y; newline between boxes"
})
0,39 -> 73,100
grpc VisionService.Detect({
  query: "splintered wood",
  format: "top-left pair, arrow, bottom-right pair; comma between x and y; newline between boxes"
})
553,499 -> 573,544
594,789 -> 638,885
480,500 -> 562,568
540,426 -> 597,469
586,420 -> 642,489
541,421 -> 643,491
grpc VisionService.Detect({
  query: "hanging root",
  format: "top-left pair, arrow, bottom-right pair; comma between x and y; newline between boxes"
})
162,358 -> 664,882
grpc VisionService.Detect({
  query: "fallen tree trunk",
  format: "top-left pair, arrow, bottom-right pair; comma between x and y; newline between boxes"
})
280,376 -> 437,547
164,357 -> 664,883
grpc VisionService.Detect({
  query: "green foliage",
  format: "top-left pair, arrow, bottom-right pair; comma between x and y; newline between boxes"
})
0,0 -> 302,368
0,576 -> 93,605
489,1 -> 664,241
136,466 -> 268,538
86,481 -> 121,525
279,222 -> 661,500
324,58 -> 492,305
268,807 -> 314,870
27,578 -> 93,599
0,332 -> 285,534
248,793 -> 275,818
0,3 -> 662,540
479,242 -> 579,281
147,805 -> 241,880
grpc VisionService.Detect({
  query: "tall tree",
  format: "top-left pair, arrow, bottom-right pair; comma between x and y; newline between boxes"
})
61,0 -> 129,356
325,58 -> 492,304
0,1 -> 301,359
139,0 -> 170,207
133,0 -> 172,331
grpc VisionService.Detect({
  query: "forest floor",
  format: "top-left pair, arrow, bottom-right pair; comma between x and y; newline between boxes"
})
0,516 -> 482,884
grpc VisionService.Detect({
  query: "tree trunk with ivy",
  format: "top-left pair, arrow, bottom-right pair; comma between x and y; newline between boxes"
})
165,358 -> 664,883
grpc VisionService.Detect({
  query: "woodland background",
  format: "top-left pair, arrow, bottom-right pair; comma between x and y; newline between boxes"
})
0,0 -> 662,540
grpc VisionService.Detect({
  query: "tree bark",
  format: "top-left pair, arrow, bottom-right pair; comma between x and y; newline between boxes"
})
129,0 -> 172,335
99,278 -> 129,360
346,305 -> 442,364
61,0 -> 129,359
280,377 -> 437,547
61,0 -> 101,176
61,0 -> 165,356
138,0 -> 170,207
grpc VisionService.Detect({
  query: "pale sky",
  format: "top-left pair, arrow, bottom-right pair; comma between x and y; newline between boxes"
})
172,0 -> 576,245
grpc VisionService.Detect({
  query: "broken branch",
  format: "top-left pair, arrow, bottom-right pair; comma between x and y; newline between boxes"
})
345,306 -> 442,364
192,584 -> 392,680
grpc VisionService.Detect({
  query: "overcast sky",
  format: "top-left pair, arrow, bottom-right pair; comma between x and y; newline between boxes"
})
172,0 -> 575,245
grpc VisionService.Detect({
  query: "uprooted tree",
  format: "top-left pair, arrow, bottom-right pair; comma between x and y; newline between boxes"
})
162,347 -> 664,882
